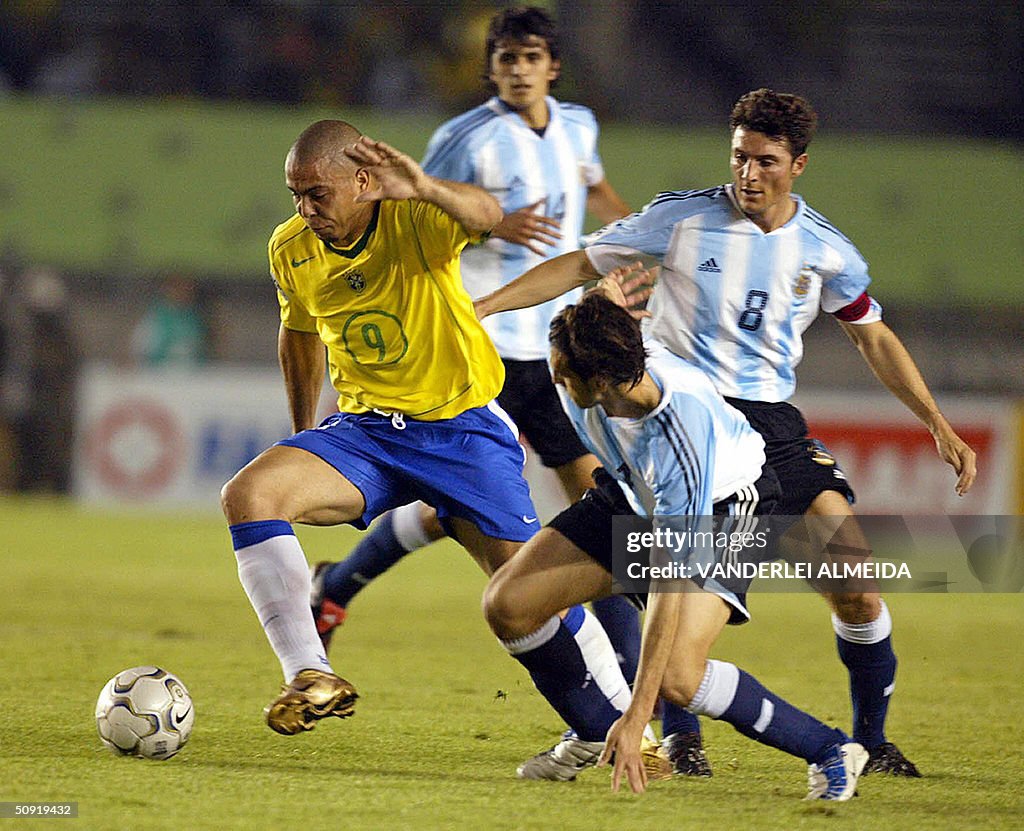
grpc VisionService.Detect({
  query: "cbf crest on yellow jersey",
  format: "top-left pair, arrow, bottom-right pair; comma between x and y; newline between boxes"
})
269,200 -> 505,420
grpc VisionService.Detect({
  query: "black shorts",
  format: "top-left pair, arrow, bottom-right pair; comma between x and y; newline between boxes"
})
724,398 -> 855,516
498,359 -> 590,468
549,467 -> 780,624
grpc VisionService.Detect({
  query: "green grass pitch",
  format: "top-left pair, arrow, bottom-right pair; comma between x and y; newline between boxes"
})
2,497 -> 1022,830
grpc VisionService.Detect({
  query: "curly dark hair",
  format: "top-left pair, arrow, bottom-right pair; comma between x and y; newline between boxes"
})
549,293 -> 646,389
729,88 -> 818,157
483,6 -> 560,87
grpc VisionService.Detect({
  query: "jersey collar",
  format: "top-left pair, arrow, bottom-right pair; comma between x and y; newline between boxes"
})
324,202 -> 380,258
489,95 -> 559,136
724,184 -> 806,234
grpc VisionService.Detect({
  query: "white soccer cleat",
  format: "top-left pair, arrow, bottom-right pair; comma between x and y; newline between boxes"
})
516,733 -> 604,781
805,741 -> 869,801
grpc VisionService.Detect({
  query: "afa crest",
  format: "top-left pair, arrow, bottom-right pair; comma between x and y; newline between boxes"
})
343,269 -> 366,293
807,439 -> 847,480
810,445 -> 836,466
794,265 -> 815,298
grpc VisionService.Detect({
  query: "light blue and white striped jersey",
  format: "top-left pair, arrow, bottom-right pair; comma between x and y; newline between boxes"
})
556,339 -> 766,519
584,185 -> 882,402
423,96 -> 605,360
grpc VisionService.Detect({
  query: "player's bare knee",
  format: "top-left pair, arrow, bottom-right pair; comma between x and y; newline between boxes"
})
481,576 -> 516,636
660,655 -> 708,709
220,471 -> 279,525
829,590 -> 881,624
417,503 -> 446,540
482,575 -> 540,639
219,474 -> 246,523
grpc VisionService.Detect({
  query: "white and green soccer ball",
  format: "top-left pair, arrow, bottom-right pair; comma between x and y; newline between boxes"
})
95,666 -> 194,760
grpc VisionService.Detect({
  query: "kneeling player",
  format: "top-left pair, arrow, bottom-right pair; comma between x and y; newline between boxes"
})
483,292 -> 868,798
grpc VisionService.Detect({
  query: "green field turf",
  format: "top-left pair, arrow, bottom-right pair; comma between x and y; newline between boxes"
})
2,497 -> 1022,830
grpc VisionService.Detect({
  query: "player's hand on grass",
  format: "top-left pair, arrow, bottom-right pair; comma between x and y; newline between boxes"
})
598,713 -> 648,794
346,136 -> 428,203
492,199 -> 563,255
932,420 -> 977,496
592,261 -> 657,320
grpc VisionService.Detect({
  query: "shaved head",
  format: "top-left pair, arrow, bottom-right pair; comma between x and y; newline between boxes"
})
285,120 -> 372,247
288,120 -> 363,168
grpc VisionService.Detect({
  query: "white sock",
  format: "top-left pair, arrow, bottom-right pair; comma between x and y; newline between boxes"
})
235,534 -> 332,682
392,501 -> 432,551
831,598 -> 893,644
500,615 -> 560,654
573,607 -> 633,714
687,659 -> 740,717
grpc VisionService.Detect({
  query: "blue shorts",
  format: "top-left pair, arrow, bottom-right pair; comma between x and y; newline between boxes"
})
276,403 -> 539,542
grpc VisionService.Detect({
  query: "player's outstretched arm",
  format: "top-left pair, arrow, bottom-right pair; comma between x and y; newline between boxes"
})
474,250 -> 598,319
839,318 -> 977,495
278,324 -> 326,434
345,136 -> 501,235
598,582 -> 683,794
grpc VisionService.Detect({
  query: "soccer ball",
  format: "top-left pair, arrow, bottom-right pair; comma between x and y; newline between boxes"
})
95,666 -> 194,760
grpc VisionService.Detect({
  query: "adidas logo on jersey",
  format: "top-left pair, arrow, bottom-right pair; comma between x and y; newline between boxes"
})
697,258 -> 721,273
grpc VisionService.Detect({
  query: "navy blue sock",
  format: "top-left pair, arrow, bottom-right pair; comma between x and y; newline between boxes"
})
322,512 -> 409,608
510,621 -> 623,742
837,634 -> 896,749
590,595 -> 640,685
661,701 -> 701,738
710,666 -> 843,763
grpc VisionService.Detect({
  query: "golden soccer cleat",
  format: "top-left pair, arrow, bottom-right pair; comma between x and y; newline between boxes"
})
639,736 -> 675,782
264,669 -> 358,735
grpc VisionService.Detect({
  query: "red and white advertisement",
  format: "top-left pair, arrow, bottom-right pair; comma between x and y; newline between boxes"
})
73,364 -> 336,508
793,392 -> 1020,515
73,366 -> 1022,516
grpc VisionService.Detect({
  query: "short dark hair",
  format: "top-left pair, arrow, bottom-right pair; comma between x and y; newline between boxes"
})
729,88 -> 818,158
290,120 -> 362,167
484,6 -> 560,84
549,293 -> 646,389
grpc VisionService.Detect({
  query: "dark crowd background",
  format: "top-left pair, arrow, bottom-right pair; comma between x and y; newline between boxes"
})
1,1 -> 1020,138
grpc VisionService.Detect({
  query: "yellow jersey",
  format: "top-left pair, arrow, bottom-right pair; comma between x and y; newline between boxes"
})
268,200 -> 504,420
